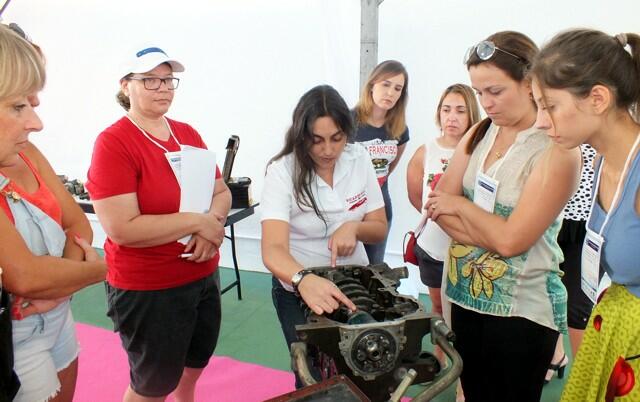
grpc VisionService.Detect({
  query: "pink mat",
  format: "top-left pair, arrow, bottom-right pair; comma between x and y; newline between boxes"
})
74,323 -> 296,401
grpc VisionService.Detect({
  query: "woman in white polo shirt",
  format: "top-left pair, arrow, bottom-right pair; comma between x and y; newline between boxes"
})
261,85 -> 387,387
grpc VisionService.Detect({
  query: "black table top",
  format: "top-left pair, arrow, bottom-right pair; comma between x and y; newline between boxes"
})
77,201 -> 259,228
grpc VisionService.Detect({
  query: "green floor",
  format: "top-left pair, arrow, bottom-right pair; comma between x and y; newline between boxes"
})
71,267 -> 569,401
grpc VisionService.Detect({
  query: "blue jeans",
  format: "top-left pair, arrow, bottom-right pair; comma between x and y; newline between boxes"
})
271,277 -> 320,388
365,183 -> 392,264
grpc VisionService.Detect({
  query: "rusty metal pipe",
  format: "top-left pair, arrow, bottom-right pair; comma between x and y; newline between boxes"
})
411,318 -> 463,402
389,368 -> 417,402
290,342 -> 318,387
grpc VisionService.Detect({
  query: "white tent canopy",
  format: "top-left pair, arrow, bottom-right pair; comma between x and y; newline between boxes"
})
4,0 -> 638,295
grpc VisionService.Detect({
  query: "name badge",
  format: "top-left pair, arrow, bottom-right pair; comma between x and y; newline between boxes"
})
165,151 -> 182,185
473,172 -> 499,213
581,229 -> 604,303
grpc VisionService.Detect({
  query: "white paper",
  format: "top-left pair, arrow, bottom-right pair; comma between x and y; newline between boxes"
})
176,147 -> 217,244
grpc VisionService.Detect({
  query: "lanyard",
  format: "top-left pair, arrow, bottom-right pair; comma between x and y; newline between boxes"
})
478,126 -> 515,178
589,132 -> 640,236
126,115 -> 181,153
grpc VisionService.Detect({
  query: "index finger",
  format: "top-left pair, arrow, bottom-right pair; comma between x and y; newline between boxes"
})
332,288 -> 357,312
329,238 -> 338,267
331,249 -> 337,268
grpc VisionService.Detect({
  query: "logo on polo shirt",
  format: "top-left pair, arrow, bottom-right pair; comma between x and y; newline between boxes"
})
346,191 -> 367,211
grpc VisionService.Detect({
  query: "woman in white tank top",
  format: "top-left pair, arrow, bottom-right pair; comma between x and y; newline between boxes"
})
406,84 -> 479,402
406,84 -> 480,316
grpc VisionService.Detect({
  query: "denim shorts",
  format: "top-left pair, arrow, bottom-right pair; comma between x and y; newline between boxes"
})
12,301 -> 78,402
106,274 -> 221,397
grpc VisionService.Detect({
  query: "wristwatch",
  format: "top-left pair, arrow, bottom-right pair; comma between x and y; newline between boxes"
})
291,269 -> 313,293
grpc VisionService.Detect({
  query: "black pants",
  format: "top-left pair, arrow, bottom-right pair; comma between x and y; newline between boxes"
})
106,274 -> 221,397
451,304 -> 557,402
0,290 -> 19,401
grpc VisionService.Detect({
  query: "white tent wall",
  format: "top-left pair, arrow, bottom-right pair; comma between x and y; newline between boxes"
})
4,0 -> 638,295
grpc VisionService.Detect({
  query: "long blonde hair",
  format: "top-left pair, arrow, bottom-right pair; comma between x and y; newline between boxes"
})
0,24 -> 45,101
354,60 -> 409,139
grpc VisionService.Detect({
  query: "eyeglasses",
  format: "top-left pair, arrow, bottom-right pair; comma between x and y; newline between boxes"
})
463,40 -> 527,65
129,76 -> 180,90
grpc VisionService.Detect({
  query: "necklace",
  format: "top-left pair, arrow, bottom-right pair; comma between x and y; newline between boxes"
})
495,151 -> 504,159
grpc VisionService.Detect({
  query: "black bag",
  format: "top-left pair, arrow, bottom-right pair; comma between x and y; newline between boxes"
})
0,286 -> 20,401
227,177 -> 252,209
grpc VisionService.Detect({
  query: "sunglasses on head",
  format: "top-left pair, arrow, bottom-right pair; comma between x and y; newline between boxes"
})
463,40 -> 527,65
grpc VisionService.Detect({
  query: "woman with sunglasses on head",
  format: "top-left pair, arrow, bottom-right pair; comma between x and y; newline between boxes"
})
530,29 -> 640,401
352,60 -> 409,264
261,85 -> 387,388
86,46 -> 231,402
0,24 -> 106,402
424,31 -> 581,402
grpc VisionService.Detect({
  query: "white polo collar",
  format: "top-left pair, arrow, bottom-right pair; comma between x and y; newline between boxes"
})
314,144 -> 358,188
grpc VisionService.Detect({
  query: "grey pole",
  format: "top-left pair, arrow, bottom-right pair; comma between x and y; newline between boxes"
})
360,0 -> 384,92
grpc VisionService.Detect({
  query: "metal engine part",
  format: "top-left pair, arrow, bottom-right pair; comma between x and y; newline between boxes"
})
293,263 -> 461,402
57,175 -> 90,200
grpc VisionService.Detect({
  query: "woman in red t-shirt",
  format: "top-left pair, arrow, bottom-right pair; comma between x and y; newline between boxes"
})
86,46 -> 231,401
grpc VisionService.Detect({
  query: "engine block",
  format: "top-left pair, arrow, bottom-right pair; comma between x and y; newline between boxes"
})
294,263 -> 447,401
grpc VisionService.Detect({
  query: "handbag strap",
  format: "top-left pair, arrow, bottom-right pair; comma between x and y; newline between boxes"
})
414,212 -> 429,239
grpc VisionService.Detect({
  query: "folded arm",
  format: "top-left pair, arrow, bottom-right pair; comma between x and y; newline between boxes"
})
428,146 -> 581,256
0,144 -> 106,299
183,178 -> 232,262
27,144 -> 92,262
93,179 -> 229,249
0,213 -> 105,299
